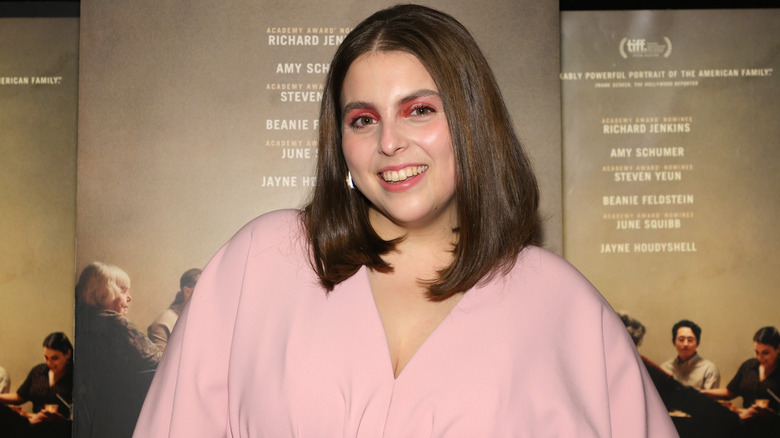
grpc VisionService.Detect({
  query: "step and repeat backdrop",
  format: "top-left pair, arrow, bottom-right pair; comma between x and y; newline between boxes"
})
4,0 -> 778,431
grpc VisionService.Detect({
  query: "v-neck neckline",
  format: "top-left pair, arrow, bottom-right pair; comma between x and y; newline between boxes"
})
354,265 -> 465,381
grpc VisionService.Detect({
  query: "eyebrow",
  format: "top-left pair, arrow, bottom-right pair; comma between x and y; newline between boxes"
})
341,88 -> 441,120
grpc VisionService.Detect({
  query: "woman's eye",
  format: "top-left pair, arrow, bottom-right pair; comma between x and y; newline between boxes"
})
408,105 -> 434,117
350,115 -> 376,128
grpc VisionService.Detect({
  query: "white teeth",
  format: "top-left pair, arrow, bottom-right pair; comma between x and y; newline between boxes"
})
381,165 -> 428,183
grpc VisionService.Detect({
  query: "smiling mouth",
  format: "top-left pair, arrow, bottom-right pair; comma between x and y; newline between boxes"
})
381,165 -> 428,183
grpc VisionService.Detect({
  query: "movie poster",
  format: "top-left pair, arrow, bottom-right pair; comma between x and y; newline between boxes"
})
75,0 -> 561,435
561,9 -> 779,384
0,16 -> 78,416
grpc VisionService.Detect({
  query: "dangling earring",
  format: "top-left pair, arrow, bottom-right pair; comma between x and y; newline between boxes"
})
346,171 -> 356,190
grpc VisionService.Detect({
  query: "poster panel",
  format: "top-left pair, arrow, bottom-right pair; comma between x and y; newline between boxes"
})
76,0 -> 561,435
561,9 -> 779,386
0,17 -> 79,414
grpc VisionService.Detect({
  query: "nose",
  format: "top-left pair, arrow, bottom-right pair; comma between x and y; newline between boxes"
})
378,119 -> 406,156
127,292 -> 132,302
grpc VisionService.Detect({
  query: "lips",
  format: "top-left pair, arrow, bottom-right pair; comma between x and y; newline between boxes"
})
380,165 -> 428,183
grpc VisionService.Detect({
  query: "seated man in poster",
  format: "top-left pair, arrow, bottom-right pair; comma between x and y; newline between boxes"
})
661,319 -> 720,389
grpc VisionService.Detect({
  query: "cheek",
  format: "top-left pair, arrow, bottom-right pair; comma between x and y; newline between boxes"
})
423,123 -> 452,153
428,128 -> 455,172
342,139 -> 373,172
108,297 -> 122,312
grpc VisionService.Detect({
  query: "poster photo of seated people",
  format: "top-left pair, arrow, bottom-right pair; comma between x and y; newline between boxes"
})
0,6 -> 79,438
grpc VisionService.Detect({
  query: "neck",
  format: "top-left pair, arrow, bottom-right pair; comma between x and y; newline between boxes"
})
368,207 -> 458,283
49,366 -> 66,384
369,207 -> 457,244
679,353 -> 696,362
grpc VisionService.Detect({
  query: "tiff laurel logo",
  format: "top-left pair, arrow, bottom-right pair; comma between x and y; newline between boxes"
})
619,37 -> 672,58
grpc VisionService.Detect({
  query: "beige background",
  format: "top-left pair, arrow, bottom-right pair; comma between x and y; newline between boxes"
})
0,18 -> 78,408
562,9 -> 780,392
77,0 -> 562,332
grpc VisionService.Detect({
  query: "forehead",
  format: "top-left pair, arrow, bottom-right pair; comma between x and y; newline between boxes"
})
676,327 -> 696,338
341,51 -> 437,101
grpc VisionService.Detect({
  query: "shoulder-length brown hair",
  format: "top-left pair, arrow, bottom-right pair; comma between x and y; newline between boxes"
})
302,4 -> 539,301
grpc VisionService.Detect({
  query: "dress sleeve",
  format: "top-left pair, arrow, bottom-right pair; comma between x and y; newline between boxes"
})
133,224 -> 254,437
601,309 -> 679,437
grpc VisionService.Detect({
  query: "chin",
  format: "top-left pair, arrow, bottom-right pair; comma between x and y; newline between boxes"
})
390,204 -> 453,224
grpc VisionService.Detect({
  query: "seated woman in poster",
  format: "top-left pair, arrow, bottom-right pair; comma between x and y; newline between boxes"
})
703,326 -> 780,436
74,262 -> 162,438
134,4 -> 676,437
0,332 -> 73,438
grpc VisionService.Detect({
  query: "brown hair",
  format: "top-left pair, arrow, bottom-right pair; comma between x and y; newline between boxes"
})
43,332 -> 73,356
754,326 -> 780,349
302,4 -> 539,300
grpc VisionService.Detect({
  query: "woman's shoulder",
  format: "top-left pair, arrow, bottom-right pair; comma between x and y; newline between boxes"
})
79,305 -> 145,337
77,304 -> 118,323
489,245 -> 608,312
511,245 -> 594,289
238,209 -> 302,232
198,209 -> 311,286
738,357 -> 760,370
29,363 -> 50,376
225,209 -> 305,251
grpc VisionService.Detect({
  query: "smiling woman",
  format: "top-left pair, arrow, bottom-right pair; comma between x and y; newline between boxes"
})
134,5 -> 676,437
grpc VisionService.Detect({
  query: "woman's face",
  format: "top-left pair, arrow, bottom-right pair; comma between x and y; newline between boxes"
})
340,51 -> 457,231
43,347 -> 71,375
754,342 -> 779,369
107,280 -> 132,315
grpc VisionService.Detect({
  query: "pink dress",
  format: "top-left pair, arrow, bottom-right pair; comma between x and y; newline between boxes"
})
134,209 -> 677,437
